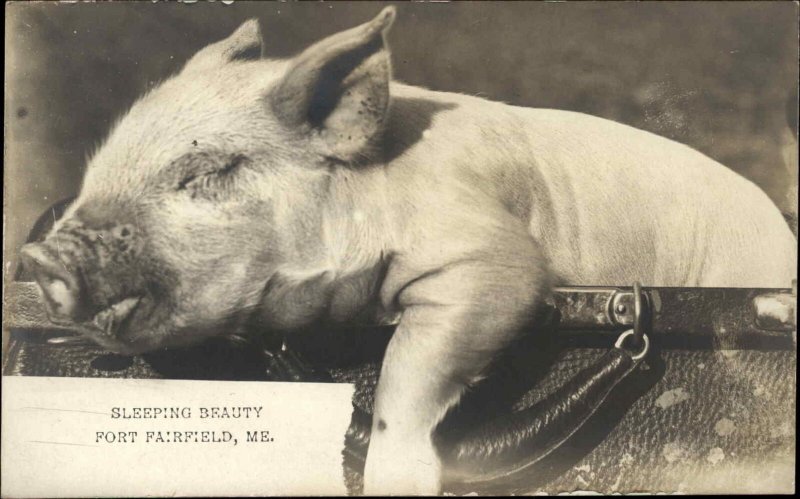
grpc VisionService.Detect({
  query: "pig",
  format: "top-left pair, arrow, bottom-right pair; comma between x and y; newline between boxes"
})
20,7 -> 797,495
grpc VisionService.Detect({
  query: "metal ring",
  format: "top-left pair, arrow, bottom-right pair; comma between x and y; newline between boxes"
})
614,329 -> 650,361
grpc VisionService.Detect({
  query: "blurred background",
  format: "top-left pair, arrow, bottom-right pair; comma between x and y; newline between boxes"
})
4,1 -> 798,283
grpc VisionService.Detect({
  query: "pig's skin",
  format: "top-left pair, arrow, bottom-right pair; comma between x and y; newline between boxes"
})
25,7 -> 796,495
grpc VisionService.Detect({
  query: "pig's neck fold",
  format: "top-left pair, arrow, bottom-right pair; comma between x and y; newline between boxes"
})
262,164 -> 397,328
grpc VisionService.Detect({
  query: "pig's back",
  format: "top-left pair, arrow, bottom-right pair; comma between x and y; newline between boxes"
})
388,83 -> 797,288
513,107 -> 796,287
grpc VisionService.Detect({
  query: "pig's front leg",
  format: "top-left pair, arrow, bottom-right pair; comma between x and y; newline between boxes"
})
363,251 -> 547,495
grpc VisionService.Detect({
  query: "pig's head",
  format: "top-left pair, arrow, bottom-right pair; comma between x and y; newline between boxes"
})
20,8 -> 396,354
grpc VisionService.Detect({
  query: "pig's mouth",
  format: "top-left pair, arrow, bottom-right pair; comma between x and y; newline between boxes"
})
68,292 -> 174,355
87,295 -> 143,337
52,293 -> 153,353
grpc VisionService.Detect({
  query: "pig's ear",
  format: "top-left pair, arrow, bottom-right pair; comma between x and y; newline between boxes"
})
270,7 -> 396,161
183,19 -> 264,72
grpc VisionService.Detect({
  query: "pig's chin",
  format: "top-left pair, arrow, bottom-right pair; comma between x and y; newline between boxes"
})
78,307 -> 244,356
65,289 -> 256,356
79,320 -> 181,356
70,294 -> 174,355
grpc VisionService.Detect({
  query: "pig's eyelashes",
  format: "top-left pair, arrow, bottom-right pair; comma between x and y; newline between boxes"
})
176,154 -> 247,192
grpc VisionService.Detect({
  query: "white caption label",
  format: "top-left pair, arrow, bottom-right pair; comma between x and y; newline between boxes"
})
1,376 -> 355,497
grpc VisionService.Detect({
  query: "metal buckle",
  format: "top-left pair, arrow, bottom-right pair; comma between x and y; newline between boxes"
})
613,281 -> 651,360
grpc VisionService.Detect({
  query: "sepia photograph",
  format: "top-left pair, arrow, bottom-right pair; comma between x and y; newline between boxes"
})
2,1 -> 797,496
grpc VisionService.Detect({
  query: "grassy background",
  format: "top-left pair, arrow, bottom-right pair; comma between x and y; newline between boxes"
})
4,1 -> 798,282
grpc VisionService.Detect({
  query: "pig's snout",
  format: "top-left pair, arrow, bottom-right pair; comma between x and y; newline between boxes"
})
19,215 -> 148,337
20,242 -> 90,322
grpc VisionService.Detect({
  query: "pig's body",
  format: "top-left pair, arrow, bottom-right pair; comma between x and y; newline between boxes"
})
20,8 -> 796,495
372,83 -> 796,290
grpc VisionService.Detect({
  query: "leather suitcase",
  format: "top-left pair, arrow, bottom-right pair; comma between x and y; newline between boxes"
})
4,290 -> 795,495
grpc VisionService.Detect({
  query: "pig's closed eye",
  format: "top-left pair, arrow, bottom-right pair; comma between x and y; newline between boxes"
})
177,155 -> 247,192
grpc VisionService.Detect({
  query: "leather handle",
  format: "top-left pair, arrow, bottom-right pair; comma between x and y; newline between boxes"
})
341,347 -> 640,487
443,347 -> 635,485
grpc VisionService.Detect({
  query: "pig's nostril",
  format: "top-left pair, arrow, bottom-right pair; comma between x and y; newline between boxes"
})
112,225 -> 134,239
